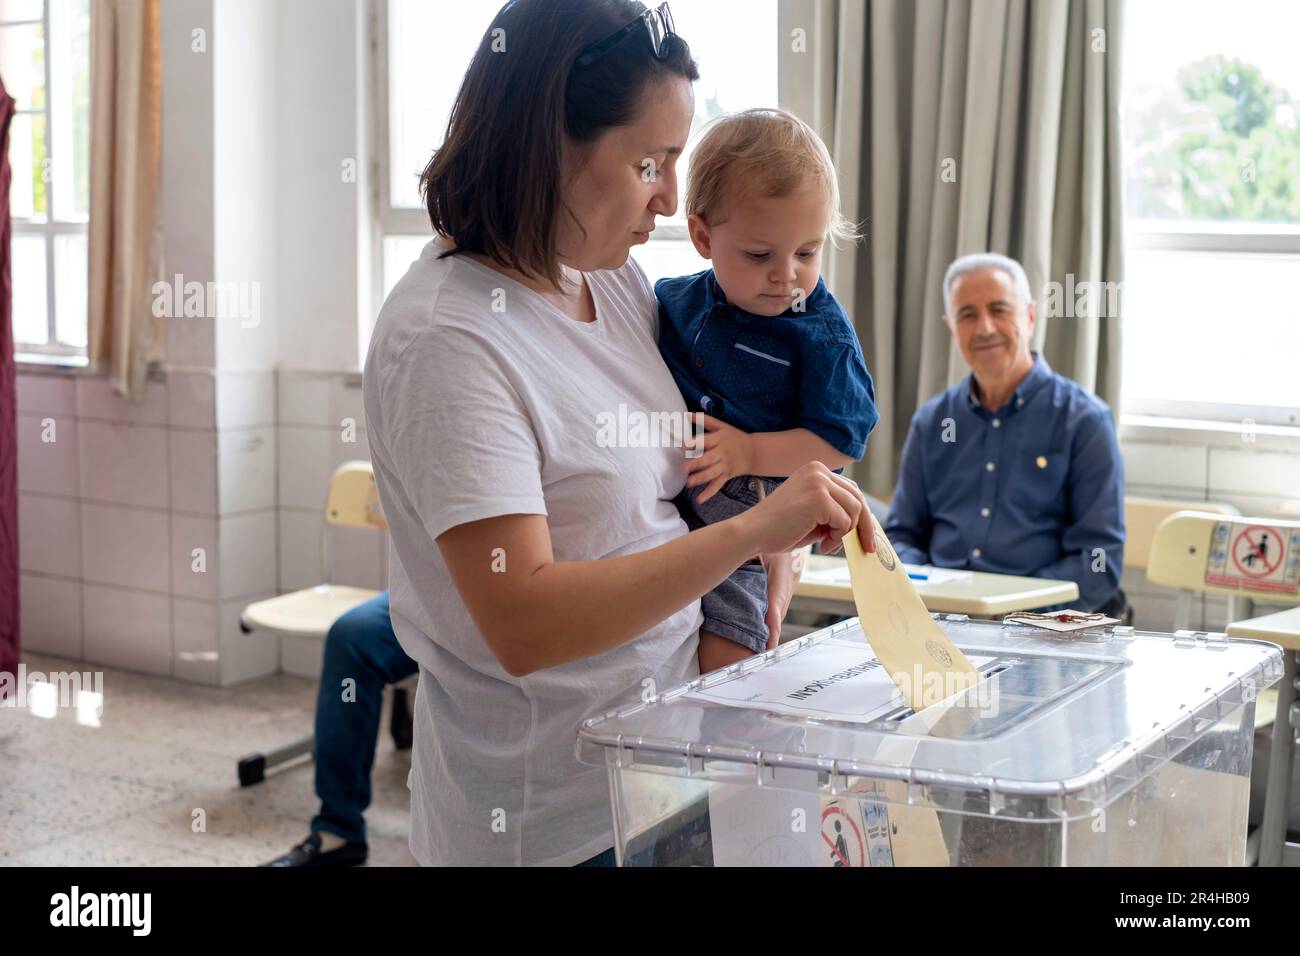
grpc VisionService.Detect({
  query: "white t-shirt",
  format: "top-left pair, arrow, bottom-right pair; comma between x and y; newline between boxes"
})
363,243 -> 703,866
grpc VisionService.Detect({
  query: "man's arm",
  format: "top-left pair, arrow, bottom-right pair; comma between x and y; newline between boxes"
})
882,416 -> 933,565
1032,410 -> 1125,611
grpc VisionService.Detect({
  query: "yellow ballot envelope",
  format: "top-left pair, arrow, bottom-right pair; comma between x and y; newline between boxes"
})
842,527 -> 981,711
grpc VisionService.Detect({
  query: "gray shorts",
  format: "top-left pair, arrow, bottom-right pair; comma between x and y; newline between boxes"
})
675,475 -> 783,654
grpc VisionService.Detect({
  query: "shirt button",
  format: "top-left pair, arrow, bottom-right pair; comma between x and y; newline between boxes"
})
985,461 -> 996,472
980,507 -> 990,518
971,547 -> 982,559
1016,397 -> 1024,407
992,418 -> 1001,428
694,356 -> 704,368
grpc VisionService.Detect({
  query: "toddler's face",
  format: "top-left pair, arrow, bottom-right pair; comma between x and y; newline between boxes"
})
688,184 -> 832,317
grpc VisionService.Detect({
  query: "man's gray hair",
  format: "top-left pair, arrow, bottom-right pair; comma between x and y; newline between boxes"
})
942,253 -> 1032,316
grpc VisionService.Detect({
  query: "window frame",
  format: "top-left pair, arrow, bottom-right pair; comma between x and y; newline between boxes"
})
4,0 -> 90,363
367,0 -> 783,315
370,0 -> 425,241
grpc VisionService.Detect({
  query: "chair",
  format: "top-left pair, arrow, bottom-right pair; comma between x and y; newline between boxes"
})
1117,496 -> 1242,627
236,461 -> 412,786
1124,496 -> 1239,570
1146,509 -> 1296,630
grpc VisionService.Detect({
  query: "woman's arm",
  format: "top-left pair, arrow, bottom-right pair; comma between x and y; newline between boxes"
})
438,462 -> 875,676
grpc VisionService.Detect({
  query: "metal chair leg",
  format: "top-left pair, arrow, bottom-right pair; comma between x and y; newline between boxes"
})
238,734 -> 315,787
1259,650 -> 1298,866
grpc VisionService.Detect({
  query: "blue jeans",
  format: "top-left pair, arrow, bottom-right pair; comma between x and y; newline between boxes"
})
674,476 -> 781,653
310,592 -> 418,845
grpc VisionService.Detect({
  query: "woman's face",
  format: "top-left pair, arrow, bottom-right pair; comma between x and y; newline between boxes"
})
558,76 -> 695,272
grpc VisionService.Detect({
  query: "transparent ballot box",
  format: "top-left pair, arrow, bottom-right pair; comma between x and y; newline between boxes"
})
576,616 -> 1284,866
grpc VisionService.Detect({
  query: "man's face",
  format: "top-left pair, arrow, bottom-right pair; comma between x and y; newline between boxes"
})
946,268 -> 1036,379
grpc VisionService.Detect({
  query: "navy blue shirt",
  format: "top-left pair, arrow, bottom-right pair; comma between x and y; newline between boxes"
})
655,269 -> 878,461
884,353 -> 1125,611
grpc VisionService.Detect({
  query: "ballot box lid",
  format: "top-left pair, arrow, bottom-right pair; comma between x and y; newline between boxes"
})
576,615 -> 1283,820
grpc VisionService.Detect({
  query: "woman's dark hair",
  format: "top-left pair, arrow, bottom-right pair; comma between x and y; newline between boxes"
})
421,0 -> 698,289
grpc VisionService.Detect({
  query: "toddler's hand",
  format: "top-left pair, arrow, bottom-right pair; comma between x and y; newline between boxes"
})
683,413 -> 754,503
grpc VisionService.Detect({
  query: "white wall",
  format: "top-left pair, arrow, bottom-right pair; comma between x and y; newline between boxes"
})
213,0 -> 280,372
273,0 -> 372,373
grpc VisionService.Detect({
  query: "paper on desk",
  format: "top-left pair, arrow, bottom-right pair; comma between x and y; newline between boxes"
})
802,562 -> 972,586
843,529 -> 982,711
685,635 -> 993,724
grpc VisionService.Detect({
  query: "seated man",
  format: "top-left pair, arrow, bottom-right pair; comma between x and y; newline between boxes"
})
884,253 -> 1125,614
264,591 -> 418,867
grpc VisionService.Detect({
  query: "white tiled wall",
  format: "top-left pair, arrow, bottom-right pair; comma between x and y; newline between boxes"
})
16,369 -> 287,687
15,366 -> 386,685
276,370 -> 386,677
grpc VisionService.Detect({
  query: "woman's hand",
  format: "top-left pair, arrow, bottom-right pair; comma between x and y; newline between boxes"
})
683,413 -> 753,503
735,461 -> 878,558
759,548 -> 801,647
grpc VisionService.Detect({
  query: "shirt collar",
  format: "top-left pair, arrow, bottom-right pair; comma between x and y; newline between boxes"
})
964,352 -> 1053,413
704,269 -> 828,324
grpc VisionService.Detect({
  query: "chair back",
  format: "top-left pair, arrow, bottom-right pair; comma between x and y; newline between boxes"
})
1125,496 -> 1238,569
325,461 -> 386,530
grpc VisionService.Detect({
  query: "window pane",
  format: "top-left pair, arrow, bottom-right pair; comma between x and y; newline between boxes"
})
12,235 -> 49,346
53,232 -> 87,347
0,21 -> 45,109
631,237 -> 706,286
1121,249 -> 1300,409
48,0 -> 90,220
665,0 -> 779,228
385,0 -> 779,213
382,235 -> 433,299
1124,0 -> 1300,225
6,111 -> 44,220
387,0 -> 499,209
0,0 -> 46,21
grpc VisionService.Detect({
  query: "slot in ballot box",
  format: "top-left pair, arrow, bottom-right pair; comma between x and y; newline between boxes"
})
576,615 -> 1284,866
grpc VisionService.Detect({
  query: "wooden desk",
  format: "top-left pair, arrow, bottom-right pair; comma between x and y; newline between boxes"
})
793,554 -> 1079,617
1227,606 -> 1300,868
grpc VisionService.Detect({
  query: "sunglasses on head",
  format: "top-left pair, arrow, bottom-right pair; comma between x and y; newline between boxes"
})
571,2 -> 677,73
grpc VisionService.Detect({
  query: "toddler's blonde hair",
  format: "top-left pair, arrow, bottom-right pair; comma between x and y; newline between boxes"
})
685,108 -> 861,246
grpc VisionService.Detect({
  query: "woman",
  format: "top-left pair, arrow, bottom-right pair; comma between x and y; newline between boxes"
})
363,0 -> 875,866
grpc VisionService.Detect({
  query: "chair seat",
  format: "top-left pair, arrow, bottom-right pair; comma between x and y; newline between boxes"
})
241,584 -> 382,639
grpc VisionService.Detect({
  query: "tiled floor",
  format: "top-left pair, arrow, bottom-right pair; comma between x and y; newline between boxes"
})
0,652 -> 416,866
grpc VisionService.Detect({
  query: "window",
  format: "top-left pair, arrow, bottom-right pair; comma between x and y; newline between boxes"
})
2,0 -> 91,363
372,0 -> 779,331
1121,0 -> 1300,425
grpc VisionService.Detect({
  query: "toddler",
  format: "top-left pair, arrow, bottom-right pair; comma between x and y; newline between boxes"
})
655,108 -> 879,673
